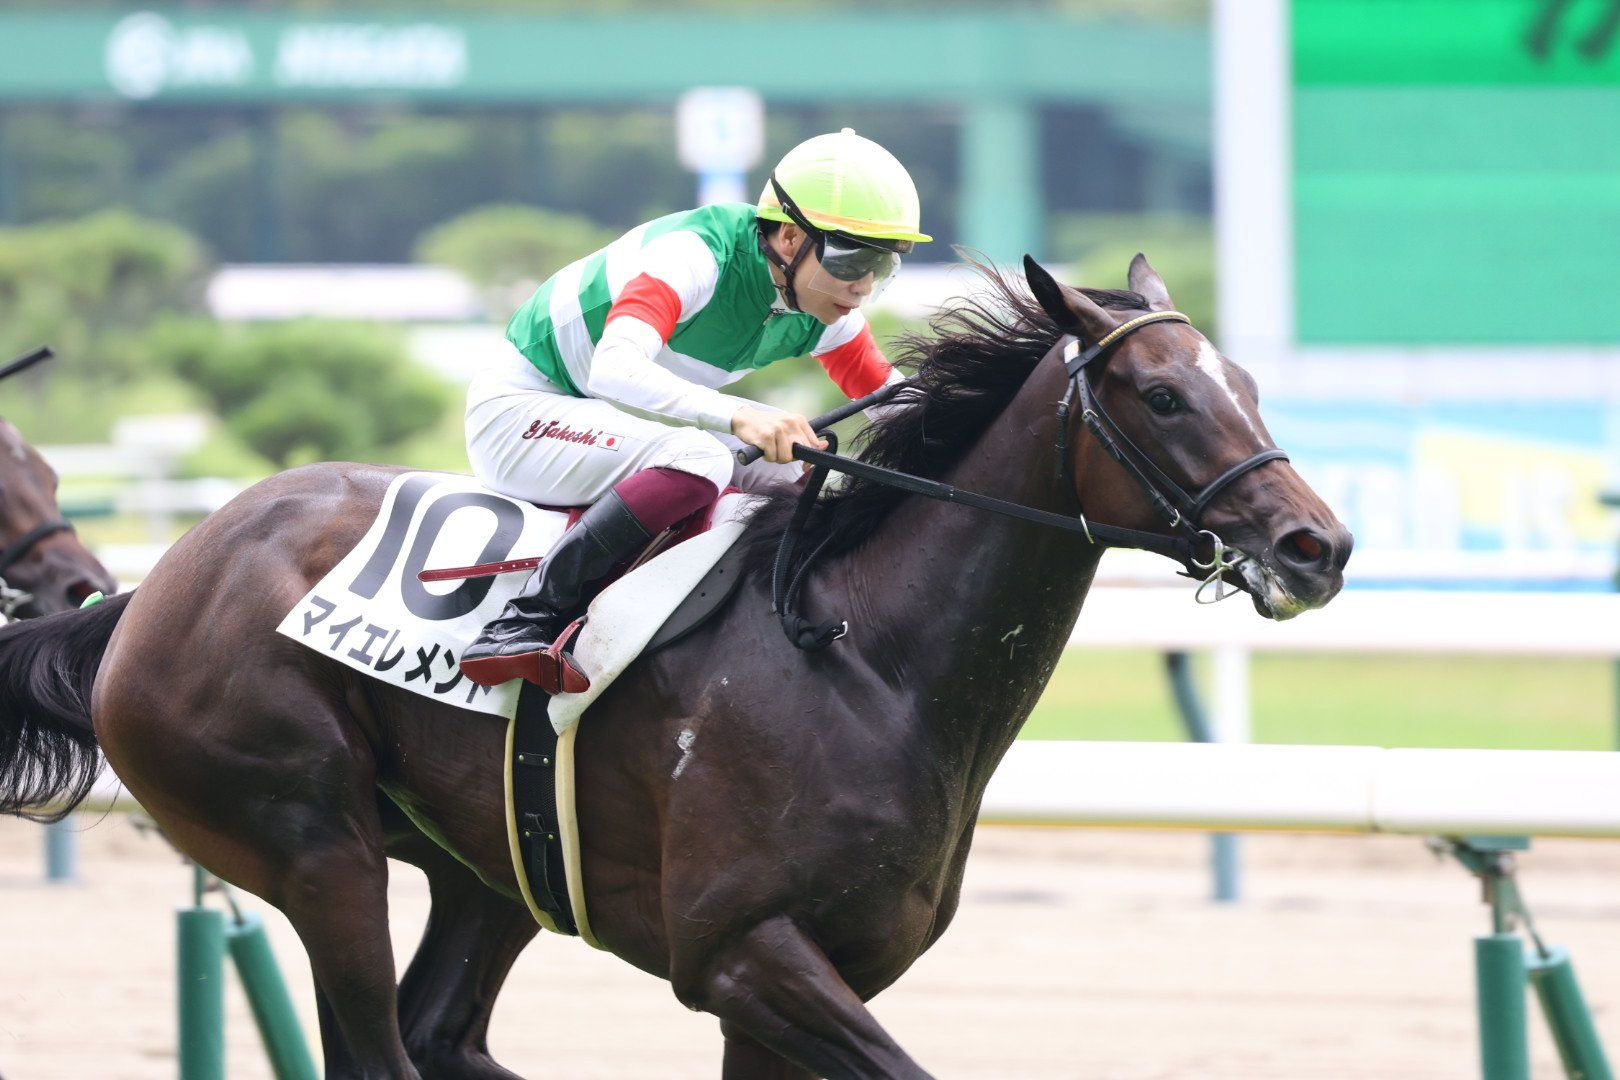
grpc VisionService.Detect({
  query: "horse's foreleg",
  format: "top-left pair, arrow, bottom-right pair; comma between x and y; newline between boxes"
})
384,798 -> 538,1080
674,916 -> 934,1080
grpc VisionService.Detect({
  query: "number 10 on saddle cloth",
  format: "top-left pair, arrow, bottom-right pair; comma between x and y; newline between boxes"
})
275,471 -> 753,729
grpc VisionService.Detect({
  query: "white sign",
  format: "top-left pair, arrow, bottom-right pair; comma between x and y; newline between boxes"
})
105,12 -> 468,99
106,13 -> 253,100
273,24 -> 466,89
676,87 -> 766,173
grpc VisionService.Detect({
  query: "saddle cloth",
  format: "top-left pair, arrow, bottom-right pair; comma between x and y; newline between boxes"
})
275,471 -> 754,726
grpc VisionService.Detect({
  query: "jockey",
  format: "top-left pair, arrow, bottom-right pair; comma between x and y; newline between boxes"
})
459,128 -> 931,690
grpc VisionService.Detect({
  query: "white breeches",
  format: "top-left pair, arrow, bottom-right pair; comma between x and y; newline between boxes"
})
466,358 -> 799,507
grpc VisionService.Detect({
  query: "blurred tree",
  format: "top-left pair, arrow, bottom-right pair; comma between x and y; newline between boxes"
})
0,210 -> 208,386
146,318 -> 451,468
415,203 -> 615,313
0,111 -> 129,223
538,108 -> 692,230
144,128 -> 259,261
272,110 -> 538,262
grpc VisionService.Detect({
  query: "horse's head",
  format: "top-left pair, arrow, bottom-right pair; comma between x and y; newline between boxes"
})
1025,255 -> 1350,619
0,420 -> 117,617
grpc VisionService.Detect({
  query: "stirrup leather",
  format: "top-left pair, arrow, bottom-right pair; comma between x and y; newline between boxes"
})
535,618 -> 591,695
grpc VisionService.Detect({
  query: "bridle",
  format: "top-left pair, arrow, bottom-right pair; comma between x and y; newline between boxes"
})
0,345 -> 71,618
1056,310 -> 1289,602
764,310 -> 1291,649
0,519 -> 75,619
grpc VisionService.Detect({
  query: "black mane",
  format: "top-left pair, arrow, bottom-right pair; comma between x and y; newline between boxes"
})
740,264 -> 1148,574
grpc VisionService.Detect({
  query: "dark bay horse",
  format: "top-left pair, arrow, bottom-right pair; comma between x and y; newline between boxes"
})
0,417 -> 116,618
0,414 -> 118,818
0,257 -> 1349,1078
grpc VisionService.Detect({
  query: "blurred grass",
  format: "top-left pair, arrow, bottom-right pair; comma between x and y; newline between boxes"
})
1024,650 -> 1614,751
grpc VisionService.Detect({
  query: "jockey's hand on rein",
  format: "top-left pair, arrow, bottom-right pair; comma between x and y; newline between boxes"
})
731,405 -> 828,465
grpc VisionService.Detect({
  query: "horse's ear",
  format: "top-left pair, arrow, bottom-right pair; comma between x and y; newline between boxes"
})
1127,252 -> 1174,311
1023,255 -> 1115,341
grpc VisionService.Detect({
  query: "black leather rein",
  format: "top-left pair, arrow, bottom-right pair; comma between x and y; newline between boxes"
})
0,520 -> 75,576
761,310 -> 1290,650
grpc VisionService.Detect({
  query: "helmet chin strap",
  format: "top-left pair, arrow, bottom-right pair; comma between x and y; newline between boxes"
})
759,231 -> 813,313
759,174 -> 825,314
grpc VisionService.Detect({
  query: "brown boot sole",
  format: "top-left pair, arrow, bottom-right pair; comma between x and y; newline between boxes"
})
459,651 -> 540,688
459,619 -> 592,694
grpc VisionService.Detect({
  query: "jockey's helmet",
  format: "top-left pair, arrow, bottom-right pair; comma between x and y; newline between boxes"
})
756,129 -> 931,310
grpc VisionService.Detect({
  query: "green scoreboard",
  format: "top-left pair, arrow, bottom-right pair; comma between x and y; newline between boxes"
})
1291,0 -> 1620,345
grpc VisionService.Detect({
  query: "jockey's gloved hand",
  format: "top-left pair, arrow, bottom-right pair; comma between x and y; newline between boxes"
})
731,405 -> 826,465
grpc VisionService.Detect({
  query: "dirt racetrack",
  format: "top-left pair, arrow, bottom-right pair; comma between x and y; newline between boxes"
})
3,814 -> 1618,1079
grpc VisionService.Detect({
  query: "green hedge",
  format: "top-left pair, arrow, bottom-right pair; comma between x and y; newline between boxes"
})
144,319 -> 451,468
0,212 -> 451,468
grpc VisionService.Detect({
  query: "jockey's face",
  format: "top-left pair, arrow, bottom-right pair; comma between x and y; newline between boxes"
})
770,223 -> 869,326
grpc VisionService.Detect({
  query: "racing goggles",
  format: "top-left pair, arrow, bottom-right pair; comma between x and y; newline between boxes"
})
770,175 -> 910,308
806,234 -> 905,306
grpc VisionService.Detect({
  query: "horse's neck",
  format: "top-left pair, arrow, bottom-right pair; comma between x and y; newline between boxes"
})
844,359 -> 1103,788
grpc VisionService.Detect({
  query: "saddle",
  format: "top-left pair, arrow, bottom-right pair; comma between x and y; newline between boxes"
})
498,497 -> 753,940
421,488 -> 751,690
275,472 -> 757,940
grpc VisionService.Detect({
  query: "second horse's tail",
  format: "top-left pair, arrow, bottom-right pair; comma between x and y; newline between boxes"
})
0,591 -> 132,821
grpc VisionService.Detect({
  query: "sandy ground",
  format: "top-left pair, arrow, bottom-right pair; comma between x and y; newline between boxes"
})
2,815 -> 1618,1079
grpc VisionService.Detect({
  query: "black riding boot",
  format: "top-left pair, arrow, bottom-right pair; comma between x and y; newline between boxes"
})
459,491 -> 651,690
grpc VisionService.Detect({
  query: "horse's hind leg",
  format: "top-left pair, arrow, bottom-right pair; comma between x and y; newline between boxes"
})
98,699 -> 419,1077
380,796 -> 538,1080
249,797 -> 420,1079
147,789 -> 418,1078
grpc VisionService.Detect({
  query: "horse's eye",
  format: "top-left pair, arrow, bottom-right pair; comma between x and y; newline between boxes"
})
1145,387 -> 1180,416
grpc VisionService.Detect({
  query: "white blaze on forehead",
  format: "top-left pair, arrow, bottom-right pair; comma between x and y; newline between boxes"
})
1195,340 -> 1262,440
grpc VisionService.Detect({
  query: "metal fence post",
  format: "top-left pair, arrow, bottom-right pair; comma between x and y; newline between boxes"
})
1527,946 -> 1614,1080
227,911 -> 318,1080
1475,933 -> 1530,1080
178,866 -> 226,1080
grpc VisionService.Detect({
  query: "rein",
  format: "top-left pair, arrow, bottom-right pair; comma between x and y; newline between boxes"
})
765,311 -> 1289,650
0,521 -> 75,619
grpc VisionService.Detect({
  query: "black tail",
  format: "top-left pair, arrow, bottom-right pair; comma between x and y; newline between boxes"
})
0,591 -> 132,821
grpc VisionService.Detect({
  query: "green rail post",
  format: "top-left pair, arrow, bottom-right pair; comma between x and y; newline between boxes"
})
1445,835 -> 1614,1080
1164,652 -> 1240,902
226,912 -> 319,1080
1528,947 -> 1614,1080
1476,933 -> 1530,1080
178,866 -> 226,1080
44,816 -> 77,883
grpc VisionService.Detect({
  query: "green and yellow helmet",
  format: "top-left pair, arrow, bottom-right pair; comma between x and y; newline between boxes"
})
756,129 -> 929,313
756,128 -> 932,247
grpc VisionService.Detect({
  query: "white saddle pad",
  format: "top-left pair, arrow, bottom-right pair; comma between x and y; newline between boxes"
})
275,471 -> 754,725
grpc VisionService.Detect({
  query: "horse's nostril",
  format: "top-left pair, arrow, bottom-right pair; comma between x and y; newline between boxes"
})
1279,529 -> 1329,569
